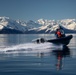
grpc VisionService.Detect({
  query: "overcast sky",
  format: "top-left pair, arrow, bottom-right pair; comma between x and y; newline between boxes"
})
0,0 -> 76,21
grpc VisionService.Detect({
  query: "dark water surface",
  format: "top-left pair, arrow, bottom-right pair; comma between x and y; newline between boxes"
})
0,34 -> 76,75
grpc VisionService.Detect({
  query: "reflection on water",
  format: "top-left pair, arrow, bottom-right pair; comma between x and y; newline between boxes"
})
52,45 -> 70,70
0,34 -> 76,75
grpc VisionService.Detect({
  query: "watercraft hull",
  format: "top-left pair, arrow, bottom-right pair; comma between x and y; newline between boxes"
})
47,35 -> 73,45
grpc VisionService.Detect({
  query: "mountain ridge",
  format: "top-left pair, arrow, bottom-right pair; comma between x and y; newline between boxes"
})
0,16 -> 76,34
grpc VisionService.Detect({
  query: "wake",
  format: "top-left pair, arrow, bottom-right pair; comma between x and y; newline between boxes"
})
0,42 -> 63,55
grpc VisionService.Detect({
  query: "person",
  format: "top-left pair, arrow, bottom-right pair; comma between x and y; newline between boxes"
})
55,26 -> 65,38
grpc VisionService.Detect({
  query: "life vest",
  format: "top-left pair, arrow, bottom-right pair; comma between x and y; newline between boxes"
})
56,30 -> 62,38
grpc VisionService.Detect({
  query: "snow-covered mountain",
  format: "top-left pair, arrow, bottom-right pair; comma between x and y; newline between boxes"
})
0,16 -> 76,34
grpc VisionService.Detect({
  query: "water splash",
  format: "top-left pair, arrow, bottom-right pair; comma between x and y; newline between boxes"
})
0,42 -> 63,56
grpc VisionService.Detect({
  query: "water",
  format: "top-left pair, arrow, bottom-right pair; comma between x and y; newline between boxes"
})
0,34 -> 76,75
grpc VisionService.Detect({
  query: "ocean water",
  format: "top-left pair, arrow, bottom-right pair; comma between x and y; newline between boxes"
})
0,34 -> 76,75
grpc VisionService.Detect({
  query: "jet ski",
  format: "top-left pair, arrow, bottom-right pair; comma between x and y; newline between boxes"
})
47,26 -> 73,45
32,35 -> 73,45
32,26 -> 73,45
47,35 -> 73,45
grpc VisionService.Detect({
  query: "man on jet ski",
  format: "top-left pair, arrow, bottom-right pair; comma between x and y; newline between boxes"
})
55,26 -> 65,38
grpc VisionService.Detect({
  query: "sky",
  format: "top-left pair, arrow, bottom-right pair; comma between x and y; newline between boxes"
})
0,0 -> 76,21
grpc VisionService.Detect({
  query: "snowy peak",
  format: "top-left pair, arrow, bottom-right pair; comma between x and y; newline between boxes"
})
37,18 -> 76,30
37,19 -> 56,26
0,16 -> 10,21
0,17 -> 27,32
0,17 -> 10,29
60,19 -> 76,30
26,20 -> 41,29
